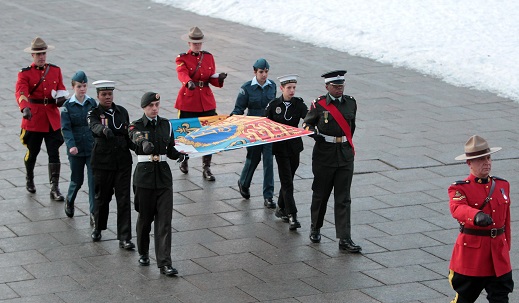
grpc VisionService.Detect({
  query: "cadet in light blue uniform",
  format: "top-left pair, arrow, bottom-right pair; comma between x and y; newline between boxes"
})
61,71 -> 96,225
231,58 -> 277,208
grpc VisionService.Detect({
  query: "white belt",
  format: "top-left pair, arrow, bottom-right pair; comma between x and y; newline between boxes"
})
320,134 -> 347,143
137,155 -> 168,162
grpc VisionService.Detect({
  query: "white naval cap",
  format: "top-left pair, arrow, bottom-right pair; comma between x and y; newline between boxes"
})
277,74 -> 298,85
92,80 -> 115,91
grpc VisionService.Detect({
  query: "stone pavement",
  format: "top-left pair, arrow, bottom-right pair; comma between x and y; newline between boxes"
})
0,0 -> 518,302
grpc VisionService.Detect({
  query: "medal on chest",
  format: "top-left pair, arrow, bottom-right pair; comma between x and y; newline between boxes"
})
324,111 -> 329,123
100,114 -> 106,126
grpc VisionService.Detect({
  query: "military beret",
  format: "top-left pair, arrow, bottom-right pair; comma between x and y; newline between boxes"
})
71,70 -> 88,83
141,91 -> 160,108
253,58 -> 269,70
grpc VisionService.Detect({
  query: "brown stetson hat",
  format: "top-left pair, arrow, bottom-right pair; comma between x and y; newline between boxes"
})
455,135 -> 501,160
24,37 -> 55,53
181,26 -> 206,43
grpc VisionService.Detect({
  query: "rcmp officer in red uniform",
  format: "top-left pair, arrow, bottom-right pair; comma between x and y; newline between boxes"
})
302,70 -> 361,253
175,26 -> 227,181
87,80 -> 135,250
129,92 -> 188,277
15,37 -> 68,200
449,135 -> 513,303
266,74 -> 308,230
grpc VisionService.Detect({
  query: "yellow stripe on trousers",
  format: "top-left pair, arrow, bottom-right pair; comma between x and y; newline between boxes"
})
19,129 -> 30,162
448,269 -> 459,303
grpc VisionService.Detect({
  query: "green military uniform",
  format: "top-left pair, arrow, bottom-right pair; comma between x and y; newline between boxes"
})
303,70 -> 361,252
303,93 -> 356,237
129,110 -> 184,269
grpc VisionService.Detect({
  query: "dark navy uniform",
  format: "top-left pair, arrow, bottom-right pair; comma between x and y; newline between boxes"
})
303,93 -> 357,238
129,114 -> 183,268
87,102 -> 134,242
266,96 -> 308,216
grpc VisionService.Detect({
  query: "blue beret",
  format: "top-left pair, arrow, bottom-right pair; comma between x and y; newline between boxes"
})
71,70 -> 88,83
253,58 -> 269,70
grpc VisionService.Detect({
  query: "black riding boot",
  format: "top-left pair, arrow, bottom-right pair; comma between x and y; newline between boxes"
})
202,155 -> 215,181
25,160 -> 36,193
48,163 -> 64,201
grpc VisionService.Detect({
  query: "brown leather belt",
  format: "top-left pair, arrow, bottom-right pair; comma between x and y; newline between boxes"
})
459,225 -> 505,238
29,98 -> 56,105
195,81 -> 209,87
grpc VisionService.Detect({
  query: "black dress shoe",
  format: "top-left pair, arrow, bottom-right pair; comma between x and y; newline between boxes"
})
139,254 -> 150,266
288,214 -> 301,230
237,180 -> 250,199
275,207 -> 289,222
264,198 -> 276,209
91,229 -> 102,242
89,213 -> 95,227
309,228 -> 321,243
179,160 -> 188,174
64,199 -> 74,218
339,238 -> 362,253
160,265 -> 178,276
119,240 -> 135,250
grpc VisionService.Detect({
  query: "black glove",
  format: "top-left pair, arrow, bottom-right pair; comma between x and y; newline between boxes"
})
474,211 -> 493,227
56,96 -> 66,107
142,141 -> 154,154
177,153 -> 189,163
103,128 -> 114,139
314,135 -> 325,143
187,81 -> 196,90
218,72 -> 227,85
22,107 -> 32,120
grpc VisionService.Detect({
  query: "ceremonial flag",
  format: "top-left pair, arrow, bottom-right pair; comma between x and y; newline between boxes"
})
170,115 -> 313,157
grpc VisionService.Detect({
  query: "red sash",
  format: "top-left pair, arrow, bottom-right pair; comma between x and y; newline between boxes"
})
318,98 -> 355,155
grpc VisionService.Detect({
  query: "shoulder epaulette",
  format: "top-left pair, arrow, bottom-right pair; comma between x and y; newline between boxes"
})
313,95 -> 326,103
491,176 -> 508,182
20,66 -> 31,72
344,94 -> 355,100
48,63 -> 58,68
293,97 -> 304,102
201,50 -> 211,55
177,53 -> 187,57
452,180 -> 470,185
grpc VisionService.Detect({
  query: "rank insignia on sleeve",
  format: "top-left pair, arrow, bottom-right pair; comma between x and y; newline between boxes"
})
452,191 -> 466,201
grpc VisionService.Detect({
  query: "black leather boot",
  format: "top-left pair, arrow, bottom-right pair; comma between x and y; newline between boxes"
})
339,238 -> 362,253
202,155 -> 215,181
275,207 -> 289,222
288,214 -> 301,230
25,161 -> 36,193
179,158 -> 188,174
48,163 -> 64,201
309,226 -> 321,243
64,198 -> 74,217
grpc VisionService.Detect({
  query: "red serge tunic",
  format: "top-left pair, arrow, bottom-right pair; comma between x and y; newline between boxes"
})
174,50 -> 223,112
449,174 -> 512,277
15,63 -> 65,132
